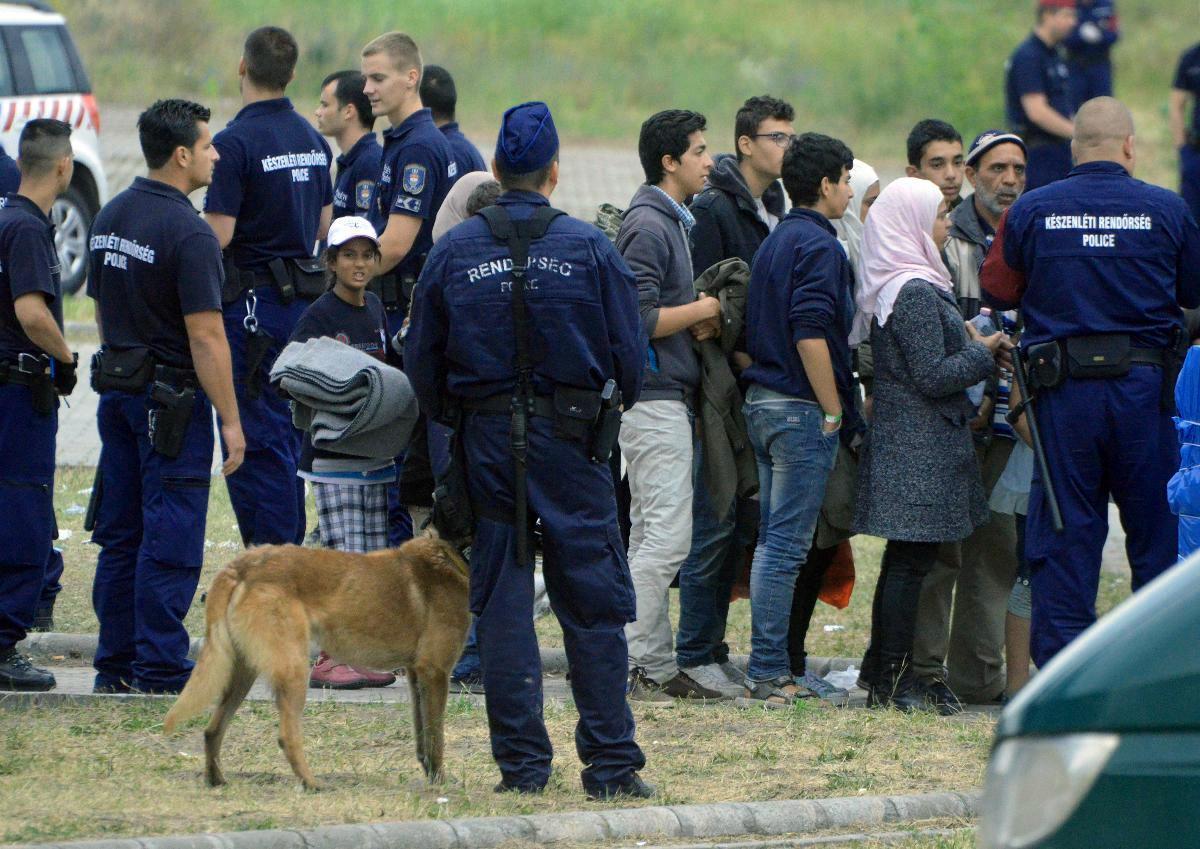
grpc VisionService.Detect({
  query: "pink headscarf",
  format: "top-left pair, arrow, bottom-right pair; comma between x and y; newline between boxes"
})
856,177 -> 952,328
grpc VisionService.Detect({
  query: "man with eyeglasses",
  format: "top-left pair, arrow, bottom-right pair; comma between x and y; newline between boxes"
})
675,95 -> 793,699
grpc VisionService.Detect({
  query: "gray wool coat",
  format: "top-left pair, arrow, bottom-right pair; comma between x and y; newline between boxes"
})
853,280 -> 996,543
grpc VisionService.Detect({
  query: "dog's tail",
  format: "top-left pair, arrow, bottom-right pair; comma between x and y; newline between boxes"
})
163,568 -> 240,734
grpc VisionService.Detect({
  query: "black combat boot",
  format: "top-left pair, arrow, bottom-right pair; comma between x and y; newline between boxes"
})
0,647 -> 56,691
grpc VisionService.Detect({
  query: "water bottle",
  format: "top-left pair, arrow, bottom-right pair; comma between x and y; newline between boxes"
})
967,308 -> 997,408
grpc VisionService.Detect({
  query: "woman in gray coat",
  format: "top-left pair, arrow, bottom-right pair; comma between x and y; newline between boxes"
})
853,178 -> 1008,712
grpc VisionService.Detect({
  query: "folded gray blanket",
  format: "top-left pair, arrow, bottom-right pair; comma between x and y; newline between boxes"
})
270,336 -> 418,459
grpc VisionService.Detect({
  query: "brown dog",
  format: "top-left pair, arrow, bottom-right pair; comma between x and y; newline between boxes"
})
163,535 -> 471,790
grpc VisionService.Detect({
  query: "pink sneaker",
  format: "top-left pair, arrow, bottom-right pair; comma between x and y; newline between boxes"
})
353,667 -> 397,688
309,652 -> 369,689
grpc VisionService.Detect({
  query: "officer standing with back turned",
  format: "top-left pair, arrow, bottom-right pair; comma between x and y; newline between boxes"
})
204,26 -> 333,547
0,119 -> 77,692
90,99 -> 244,694
405,102 -> 652,800
982,96 -> 1200,667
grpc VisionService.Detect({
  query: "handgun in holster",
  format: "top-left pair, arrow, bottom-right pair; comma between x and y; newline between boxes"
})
589,379 -> 622,464
148,380 -> 196,459
430,403 -> 475,544
18,353 -> 54,416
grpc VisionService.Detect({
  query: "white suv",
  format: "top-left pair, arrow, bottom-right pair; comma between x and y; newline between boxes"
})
0,0 -> 107,294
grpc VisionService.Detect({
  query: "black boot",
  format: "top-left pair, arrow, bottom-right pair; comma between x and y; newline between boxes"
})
31,600 -> 55,632
916,677 -> 965,715
868,662 -> 930,713
0,648 -> 56,692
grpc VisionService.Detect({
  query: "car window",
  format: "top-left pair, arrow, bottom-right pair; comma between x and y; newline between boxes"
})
0,33 -> 13,96
19,27 -> 75,94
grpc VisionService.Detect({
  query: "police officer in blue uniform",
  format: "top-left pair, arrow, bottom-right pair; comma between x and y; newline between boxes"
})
981,97 -> 1200,666
89,99 -> 244,694
0,119 -> 77,691
420,65 -> 487,174
1006,0 -> 1079,190
406,102 -> 653,800
204,27 -> 333,547
361,32 -> 459,544
1172,41 -> 1200,222
0,142 -> 19,195
1064,1 -> 1119,106
315,70 -> 382,221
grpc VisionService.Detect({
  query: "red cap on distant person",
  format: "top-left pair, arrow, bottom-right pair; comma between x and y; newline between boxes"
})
1038,0 -> 1076,8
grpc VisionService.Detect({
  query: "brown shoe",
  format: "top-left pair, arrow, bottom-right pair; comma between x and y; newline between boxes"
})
658,669 -> 727,701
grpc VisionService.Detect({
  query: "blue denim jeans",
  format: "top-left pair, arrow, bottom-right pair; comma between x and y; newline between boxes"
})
743,385 -> 839,682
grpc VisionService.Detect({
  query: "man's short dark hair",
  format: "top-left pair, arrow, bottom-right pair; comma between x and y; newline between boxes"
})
906,119 -> 962,168
781,133 -> 853,207
638,109 -> 706,185
495,155 -> 558,192
244,26 -> 298,91
465,179 -> 502,216
734,95 -> 795,161
323,70 -> 374,130
18,118 -> 72,177
420,65 -> 457,123
138,99 -> 211,170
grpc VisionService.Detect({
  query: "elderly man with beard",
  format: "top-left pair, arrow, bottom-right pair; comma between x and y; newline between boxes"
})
910,130 -> 1029,710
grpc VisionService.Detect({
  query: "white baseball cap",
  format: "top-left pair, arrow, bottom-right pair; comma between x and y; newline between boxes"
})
327,215 -> 381,248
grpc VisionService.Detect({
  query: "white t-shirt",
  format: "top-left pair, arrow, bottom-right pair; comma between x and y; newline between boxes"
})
755,197 -> 779,232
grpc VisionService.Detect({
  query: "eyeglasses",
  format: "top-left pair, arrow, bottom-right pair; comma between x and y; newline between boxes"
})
752,132 -> 796,148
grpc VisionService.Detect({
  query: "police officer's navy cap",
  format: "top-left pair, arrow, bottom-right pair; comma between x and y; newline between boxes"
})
1037,0 -> 1075,7
495,101 -> 558,174
966,130 -> 1028,167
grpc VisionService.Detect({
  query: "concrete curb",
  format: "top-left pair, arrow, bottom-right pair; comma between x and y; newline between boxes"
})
6,790 -> 979,849
20,632 -> 862,678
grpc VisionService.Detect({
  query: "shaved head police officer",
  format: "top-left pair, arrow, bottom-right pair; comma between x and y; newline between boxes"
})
982,97 -> 1200,665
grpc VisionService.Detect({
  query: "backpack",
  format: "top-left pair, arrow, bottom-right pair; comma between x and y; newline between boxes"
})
593,202 -> 626,243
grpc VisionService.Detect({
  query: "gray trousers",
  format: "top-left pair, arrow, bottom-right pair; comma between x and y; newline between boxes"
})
912,437 -> 1018,702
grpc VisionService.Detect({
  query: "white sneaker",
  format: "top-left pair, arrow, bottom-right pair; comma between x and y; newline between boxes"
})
684,663 -> 743,698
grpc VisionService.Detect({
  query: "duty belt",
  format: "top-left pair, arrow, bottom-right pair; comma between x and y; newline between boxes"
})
460,393 -> 555,418
155,363 -> 199,388
0,356 -> 49,387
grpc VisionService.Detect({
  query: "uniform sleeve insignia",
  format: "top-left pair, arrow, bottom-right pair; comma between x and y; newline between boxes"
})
355,180 -> 374,210
394,195 -> 421,214
448,160 -> 459,178
402,164 -> 427,194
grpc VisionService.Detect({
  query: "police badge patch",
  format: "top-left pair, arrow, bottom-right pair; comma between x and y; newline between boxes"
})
355,180 -> 373,210
402,164 -> 427,194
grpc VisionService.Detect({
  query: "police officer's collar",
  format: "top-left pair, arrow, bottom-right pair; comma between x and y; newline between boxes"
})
1068,160 -> 1131,178
131,176 -> 195,207
383,108 -> 435,141
232,97 -> 294,122
440,121 -> 461,134
337,132 -> 379,169
784,205 -> 837,235
0,192 -> 50,225
496,189 -> 550,207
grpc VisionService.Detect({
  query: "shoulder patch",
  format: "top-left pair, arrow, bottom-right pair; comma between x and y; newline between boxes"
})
355,180 -> 373,209
402,164 -> 427,195
448,160 -> 459,178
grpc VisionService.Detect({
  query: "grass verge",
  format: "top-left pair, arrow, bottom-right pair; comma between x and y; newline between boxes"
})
0,696 -> 990,845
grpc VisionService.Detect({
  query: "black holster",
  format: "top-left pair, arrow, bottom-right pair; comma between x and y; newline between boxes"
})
148,378 -> 196,459
430,404 -> 475,544
2,355 -> 57,415
589,379 -> 622,464
243,325 -> 275,401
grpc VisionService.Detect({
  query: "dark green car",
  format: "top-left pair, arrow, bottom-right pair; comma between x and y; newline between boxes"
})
979,554 -> 1200,848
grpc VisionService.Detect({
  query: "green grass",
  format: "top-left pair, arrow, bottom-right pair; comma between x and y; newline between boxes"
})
55,0 -> 1194,188
49,465 -> 1133,668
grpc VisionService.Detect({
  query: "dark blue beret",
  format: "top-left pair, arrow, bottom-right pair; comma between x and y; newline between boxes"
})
495,101 -> 558,174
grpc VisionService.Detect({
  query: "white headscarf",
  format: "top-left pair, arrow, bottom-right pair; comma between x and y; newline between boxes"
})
848,159 -> 880,222
856,177 -> 952,328
432,171 -> 495,242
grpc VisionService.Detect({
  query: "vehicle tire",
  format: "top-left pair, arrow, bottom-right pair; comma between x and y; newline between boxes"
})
53,185 -> 93,295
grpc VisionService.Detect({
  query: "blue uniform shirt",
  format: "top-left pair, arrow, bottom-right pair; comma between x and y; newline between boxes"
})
204,98 -> 333,272
0,144 -> 19,196
404,190 -> 645,417
332,133 -> 382,220
744,207 -> 859,428
0,194 -> 61,361
439,122 -> 485,173
1006,33 -> 1075,138
1064,1 -> 1119,60
370,108 -> 458,280
1174,43 -> 1200,139
88,177 -> 224,369
983,161 -> 1200,348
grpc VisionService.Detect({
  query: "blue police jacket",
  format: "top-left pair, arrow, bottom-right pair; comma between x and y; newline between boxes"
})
981,161 -> 1200,348
404,190 -> 645,419
743,207 -> 860,428
0,144 -> 19,196
439,122 -> 486,174
371,108 -> 458,281
332,133 -> 382,220
0,194 -> 61,362
204,98 -> 333,272
88,177 -> 224,369
1006,33 -> 1074,139
1064,1 -> 1119,60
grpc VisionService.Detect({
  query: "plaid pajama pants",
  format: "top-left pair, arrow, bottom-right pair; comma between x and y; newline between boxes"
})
313,482 -> 390,553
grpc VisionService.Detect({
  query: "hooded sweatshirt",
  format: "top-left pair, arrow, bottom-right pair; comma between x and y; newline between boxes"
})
690,153 -> 786,277
615,183 -> 701,401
